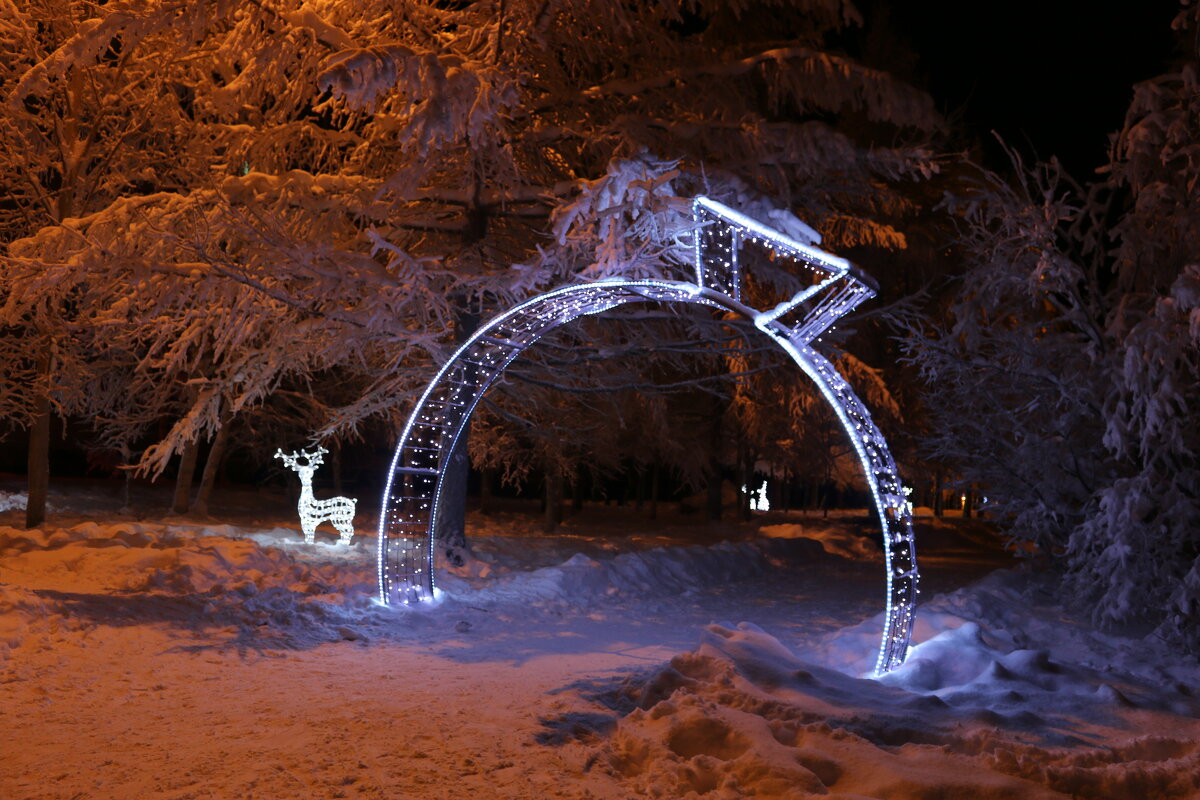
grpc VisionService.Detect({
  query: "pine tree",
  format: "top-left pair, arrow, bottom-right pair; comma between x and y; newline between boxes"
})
1067,5 -> 1200,648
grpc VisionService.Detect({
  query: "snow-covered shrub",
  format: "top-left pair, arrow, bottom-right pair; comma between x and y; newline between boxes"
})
899,159 -> 1108,551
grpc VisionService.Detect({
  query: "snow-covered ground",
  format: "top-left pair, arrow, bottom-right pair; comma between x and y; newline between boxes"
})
2,486 -> 1198,799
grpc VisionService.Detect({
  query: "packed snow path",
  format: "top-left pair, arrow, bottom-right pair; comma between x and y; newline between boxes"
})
2,507 -> 1198,799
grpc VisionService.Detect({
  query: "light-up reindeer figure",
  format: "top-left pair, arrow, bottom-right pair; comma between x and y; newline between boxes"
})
275,446 -> 356,545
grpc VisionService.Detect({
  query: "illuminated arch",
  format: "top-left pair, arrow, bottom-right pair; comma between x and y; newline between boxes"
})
378,197 -> 919,675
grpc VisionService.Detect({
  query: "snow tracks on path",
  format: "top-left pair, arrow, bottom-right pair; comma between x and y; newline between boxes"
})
440,536 -> 829,609
1,519 -> 833,663
0,521 -> 382,663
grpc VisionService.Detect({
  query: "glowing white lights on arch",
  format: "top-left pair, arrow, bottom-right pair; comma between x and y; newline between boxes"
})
378,197 -> 920,675
276,447 -> 357,545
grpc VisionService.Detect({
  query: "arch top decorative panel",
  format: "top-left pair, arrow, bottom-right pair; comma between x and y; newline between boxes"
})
378,197 -> 919,675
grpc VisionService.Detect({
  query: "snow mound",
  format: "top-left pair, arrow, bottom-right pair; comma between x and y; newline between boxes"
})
0,521 -> 383,657
593,620 -> 1200,799
759,521 -> 881,560
1,520 -> 837,659
0,490 -> 60,513
438,537 -> 829,609
0,584 -> 68,675
819,568 -> 1200,697
0,490 -> 30,512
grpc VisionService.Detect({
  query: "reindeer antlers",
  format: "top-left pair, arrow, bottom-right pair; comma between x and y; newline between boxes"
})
274,446 -> 329,470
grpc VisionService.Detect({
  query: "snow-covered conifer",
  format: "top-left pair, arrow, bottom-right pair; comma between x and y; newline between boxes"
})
903,4 -> 1200,651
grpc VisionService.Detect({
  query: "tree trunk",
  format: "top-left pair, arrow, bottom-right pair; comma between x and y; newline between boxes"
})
120,446 -> 133,514
435,305 -> 480,565
933,471 -> 944,517
706,472 -> 723,520
436,186 -> 489,555
480,466 -> 496,514
543,468 -> 564,533
435,438 -> 471,566
962,487 -> 974,519
738,445 -> 753,522
24,369 -> 51,530
571,478 -> 583,516
172,440 -> 200,514
649,462 -> 660,521
706,418 -> 723,521
193,421 -> 231,516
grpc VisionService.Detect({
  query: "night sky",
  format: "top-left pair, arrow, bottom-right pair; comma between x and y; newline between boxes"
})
886,0 -> 1182,175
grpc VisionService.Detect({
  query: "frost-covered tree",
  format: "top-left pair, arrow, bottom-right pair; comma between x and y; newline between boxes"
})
1066,8 -> 1200,648
903,4 -> 1200,651
1,0 -> 939,534
310,0 -> 940,424
0,0 -> 447,521
899,158 -> 1109,547
313,0 -> 939,537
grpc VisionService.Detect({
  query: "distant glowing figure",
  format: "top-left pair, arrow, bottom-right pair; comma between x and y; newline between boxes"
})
752,481 -> 770,512
275,447 -> 356,545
